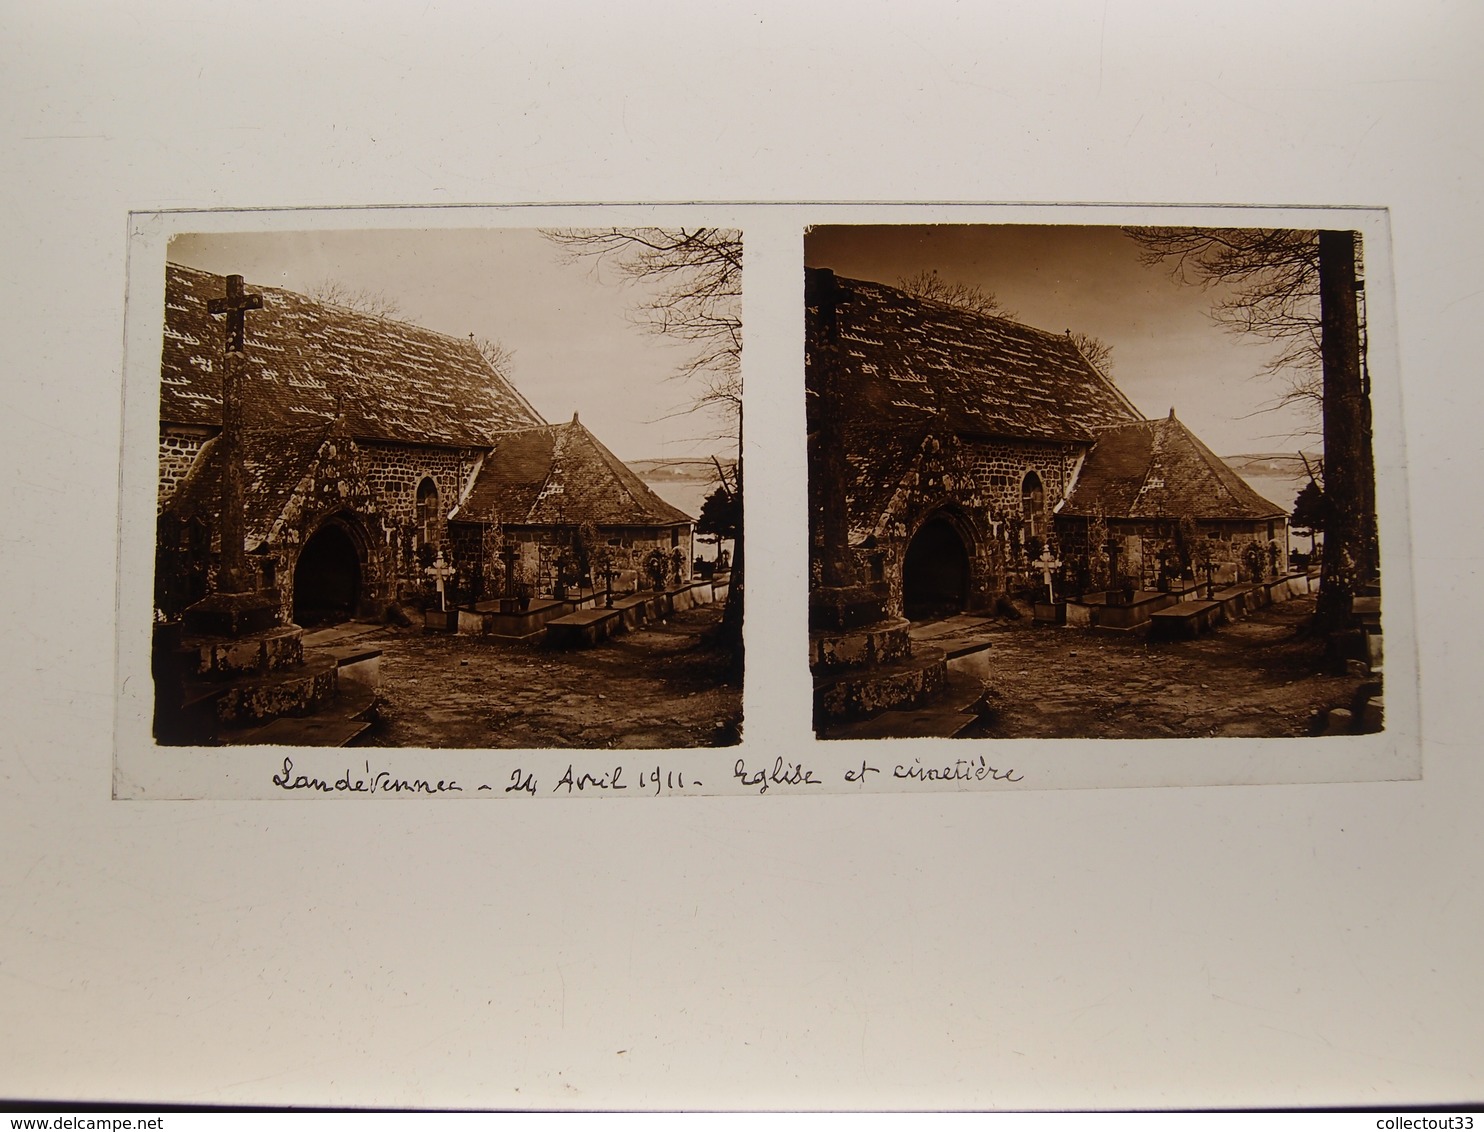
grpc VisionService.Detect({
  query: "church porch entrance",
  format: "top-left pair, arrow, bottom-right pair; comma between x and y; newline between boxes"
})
292,521 -> 364,628
902,514 -> 973,622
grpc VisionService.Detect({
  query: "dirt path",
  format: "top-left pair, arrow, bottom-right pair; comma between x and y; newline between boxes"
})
962,595 -> 1367,739
357,605 -> 742,749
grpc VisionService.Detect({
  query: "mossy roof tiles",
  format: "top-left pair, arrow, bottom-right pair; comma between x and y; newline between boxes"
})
161,263 -> 545,447
1063,414 -> 1286,521
457,418 -> 692,528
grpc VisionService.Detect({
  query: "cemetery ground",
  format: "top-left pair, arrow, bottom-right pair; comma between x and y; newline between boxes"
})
353,603 -> 742,749
949,593 -> 1371,740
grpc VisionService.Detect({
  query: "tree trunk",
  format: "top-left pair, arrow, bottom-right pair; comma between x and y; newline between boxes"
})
719,449 -> 744,679
1315,229 -> 1373,627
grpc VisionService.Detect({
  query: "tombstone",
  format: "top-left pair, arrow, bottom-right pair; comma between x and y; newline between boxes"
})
498,542 -> 516,597
1201,553 -> 1219,600
1104,536 -> 1130,604
425,549 -> 457,612
1035,545 -> 1063,604
600,560 -> 620,608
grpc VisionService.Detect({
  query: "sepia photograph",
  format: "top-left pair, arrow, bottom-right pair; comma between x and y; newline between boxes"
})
149,226 -> 743,750
806,224 -> 1385,741
7,0 -> 1474,1112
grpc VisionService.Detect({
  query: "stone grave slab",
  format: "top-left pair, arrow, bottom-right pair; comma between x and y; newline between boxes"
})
1148,599 -> 1225,641
1092,590 -> 1174,630
545,608 -> 624,648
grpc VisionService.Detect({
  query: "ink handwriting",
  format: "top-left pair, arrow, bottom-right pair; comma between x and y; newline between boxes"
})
733,756 -> 823,794
892,755 -> 1023,784
271,757 -> 463,795
553,763 -> 627,793
269,753 -> 1020,798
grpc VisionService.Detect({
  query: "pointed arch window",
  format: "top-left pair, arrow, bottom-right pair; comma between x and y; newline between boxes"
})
415,477 -> 441,550
1021,471 -> 1046,544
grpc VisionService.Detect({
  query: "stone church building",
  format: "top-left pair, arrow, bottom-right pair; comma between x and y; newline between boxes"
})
805,268 -> 1287,621
156,262 -> 692,628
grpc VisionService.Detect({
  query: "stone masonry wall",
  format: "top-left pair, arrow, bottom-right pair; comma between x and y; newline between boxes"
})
861,432 -> 1084,615
158,427 -> 212,512
358,441 -> 481,534
160,432 -> 694,620
358,441 -> 485,605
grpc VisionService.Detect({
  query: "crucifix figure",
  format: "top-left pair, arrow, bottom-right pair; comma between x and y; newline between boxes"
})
207,273 -> 264,595
1035,545 -> 1063,603
425,549 -> 456,612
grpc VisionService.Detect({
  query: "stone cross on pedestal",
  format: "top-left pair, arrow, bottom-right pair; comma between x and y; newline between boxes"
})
1035,545 -> 1063,603
207,274 -> 264,596
425,549 -> 456,612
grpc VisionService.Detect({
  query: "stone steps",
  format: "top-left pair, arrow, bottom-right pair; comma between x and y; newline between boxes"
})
222,688 -> 378,747
817,668 -> 987,739
180,655 -> 341,728
810,616 -> 914,672
814,646 -> 948,722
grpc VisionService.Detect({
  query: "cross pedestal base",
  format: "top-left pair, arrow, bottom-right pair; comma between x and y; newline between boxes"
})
809,583 -> 887,631
182,589 -> 281,638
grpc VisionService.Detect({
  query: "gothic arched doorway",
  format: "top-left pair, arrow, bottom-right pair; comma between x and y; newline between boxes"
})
293,522 -> 362,627
902,515 -> 971,621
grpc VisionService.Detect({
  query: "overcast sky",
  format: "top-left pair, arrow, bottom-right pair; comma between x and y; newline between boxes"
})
804,225 -> 1322,458
168,228 -> 723,463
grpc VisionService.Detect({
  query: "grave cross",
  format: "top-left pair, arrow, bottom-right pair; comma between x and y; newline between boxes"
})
425,549 -> 457,612
207,273 -> 263,354
1035,545 -> 1063,603
501,542 -> 518,599
1104,536 -> 1121,591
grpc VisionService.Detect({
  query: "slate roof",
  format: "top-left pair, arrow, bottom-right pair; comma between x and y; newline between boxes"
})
161,262 -> 545,446
807,269 -> 1147,533
1061,412 -> 1286,521
455,416 -> 693,528
806,270 -> 1142,444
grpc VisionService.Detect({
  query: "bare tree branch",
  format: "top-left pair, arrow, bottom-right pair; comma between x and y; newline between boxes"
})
896,269 -> 1014,319
1126,226 -> 1377,617
542,227 -> 745,658
305,280 -> 408,320
1067,330 -> 1115,375
469,335 -> 516,378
